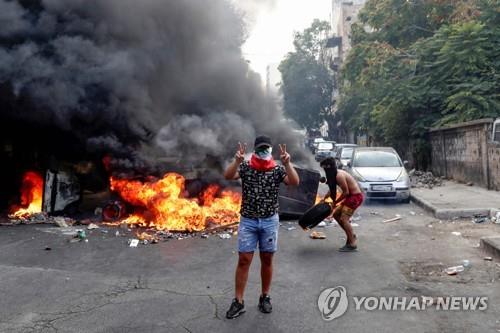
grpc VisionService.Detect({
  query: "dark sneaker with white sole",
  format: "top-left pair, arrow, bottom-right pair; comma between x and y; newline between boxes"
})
258,294 -> 273,313
226,299 -> 245,319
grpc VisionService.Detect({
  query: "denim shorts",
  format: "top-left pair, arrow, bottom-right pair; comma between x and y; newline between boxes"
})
238,214 -> 279,253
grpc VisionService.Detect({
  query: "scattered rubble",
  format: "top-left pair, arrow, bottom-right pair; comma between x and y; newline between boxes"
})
383,216 -> 402,223
494,212 -> 500,224
128,239 -> 139,248
4,210 -> 241,246
445,265 -> 465,275
2,212 -> 49,225
77,230 -> 86,240
451,231 -> 462,236
54,217 -> 70,228
409,170 -> 444,189
484,257 -> 493,261
472,215 -> 488,224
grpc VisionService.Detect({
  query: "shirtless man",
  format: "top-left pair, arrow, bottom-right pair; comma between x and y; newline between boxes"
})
320,157 -> 364,251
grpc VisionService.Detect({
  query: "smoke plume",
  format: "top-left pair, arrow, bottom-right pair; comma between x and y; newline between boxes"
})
0,0 -> 310,175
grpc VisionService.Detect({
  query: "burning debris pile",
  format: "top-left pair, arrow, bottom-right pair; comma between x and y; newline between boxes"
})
108,173 -> 241,232
1,0 -> 311,235
7,171 -> 44,221
410,170 -> 445,189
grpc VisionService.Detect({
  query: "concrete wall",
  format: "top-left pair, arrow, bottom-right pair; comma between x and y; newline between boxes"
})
429,118 -> 500,190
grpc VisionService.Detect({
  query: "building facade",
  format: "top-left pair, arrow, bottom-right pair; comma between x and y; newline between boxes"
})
327,0 -> 367,143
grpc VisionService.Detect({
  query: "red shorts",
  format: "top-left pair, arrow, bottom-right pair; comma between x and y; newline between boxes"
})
343,193 -> 364,210
333,193 -> 364,218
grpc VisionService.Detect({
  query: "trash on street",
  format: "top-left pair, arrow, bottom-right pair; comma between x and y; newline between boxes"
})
310,231 -> 326,239
77,230 -> 86,239
445,265 -> 465,275
472,215 -> 488,224
54,217 -> 69,228
383,216 -> 402,223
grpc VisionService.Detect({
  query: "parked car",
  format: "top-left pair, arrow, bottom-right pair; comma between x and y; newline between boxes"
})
315,141 -> 335,161
347,147 -> 410,203
332,143 -> 357,156
311,137 -> 325,154
336,146 -> 356,169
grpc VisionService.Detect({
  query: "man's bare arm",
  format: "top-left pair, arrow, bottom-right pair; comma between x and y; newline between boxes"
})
224,142 -> 246,180
283,162 -> 300,186
280,144 -> 300,186
223,159 -> 240,180
335,173 -> 349,204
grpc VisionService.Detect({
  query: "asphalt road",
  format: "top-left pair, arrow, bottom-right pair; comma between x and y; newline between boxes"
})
0,201 -> 499,333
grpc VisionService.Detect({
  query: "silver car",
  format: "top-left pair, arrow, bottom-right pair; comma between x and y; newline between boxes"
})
315,141 -> 335,161
348,147 -> 410,202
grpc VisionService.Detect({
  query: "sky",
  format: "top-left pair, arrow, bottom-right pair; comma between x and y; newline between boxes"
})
242,0 -> 332,81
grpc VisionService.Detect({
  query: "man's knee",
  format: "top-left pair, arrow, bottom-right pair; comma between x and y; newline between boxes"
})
238,253 -> 253,268
260,252 -> 274,266
339,213 -> 352,224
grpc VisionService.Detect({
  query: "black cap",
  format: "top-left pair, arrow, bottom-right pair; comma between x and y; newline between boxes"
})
254,135 -> 272,149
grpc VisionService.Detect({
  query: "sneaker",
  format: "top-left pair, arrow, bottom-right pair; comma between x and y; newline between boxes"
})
258,294 -> 273,313
226,298 -> 245,319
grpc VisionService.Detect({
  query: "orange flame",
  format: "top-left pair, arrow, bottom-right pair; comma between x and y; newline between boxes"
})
110,173 -> 241,232
9,171 -> 44,219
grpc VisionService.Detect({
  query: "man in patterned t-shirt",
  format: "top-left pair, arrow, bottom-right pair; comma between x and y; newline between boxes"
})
224,135 -> 300,319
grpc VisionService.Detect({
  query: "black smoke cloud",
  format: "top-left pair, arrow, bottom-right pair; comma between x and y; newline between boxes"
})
0,0 -> 310,175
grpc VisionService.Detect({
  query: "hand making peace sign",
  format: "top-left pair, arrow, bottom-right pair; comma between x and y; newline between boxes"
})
279,144 -> 290,165
235,142 -> 247,163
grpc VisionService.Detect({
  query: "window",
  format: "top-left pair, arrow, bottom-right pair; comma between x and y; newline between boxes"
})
353,151 -> 402,167
341,148 -> 354,158
317,142 -> 334,150
494,120 -> 500,142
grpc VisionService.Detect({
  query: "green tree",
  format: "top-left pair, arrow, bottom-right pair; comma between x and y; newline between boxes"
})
337,0 -> 500,163
279,20 -> 334,129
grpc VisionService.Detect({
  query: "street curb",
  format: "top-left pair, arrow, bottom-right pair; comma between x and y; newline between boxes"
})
480,236 -> 500,260
410,193 -> 493,219
410,193 -> 436,216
